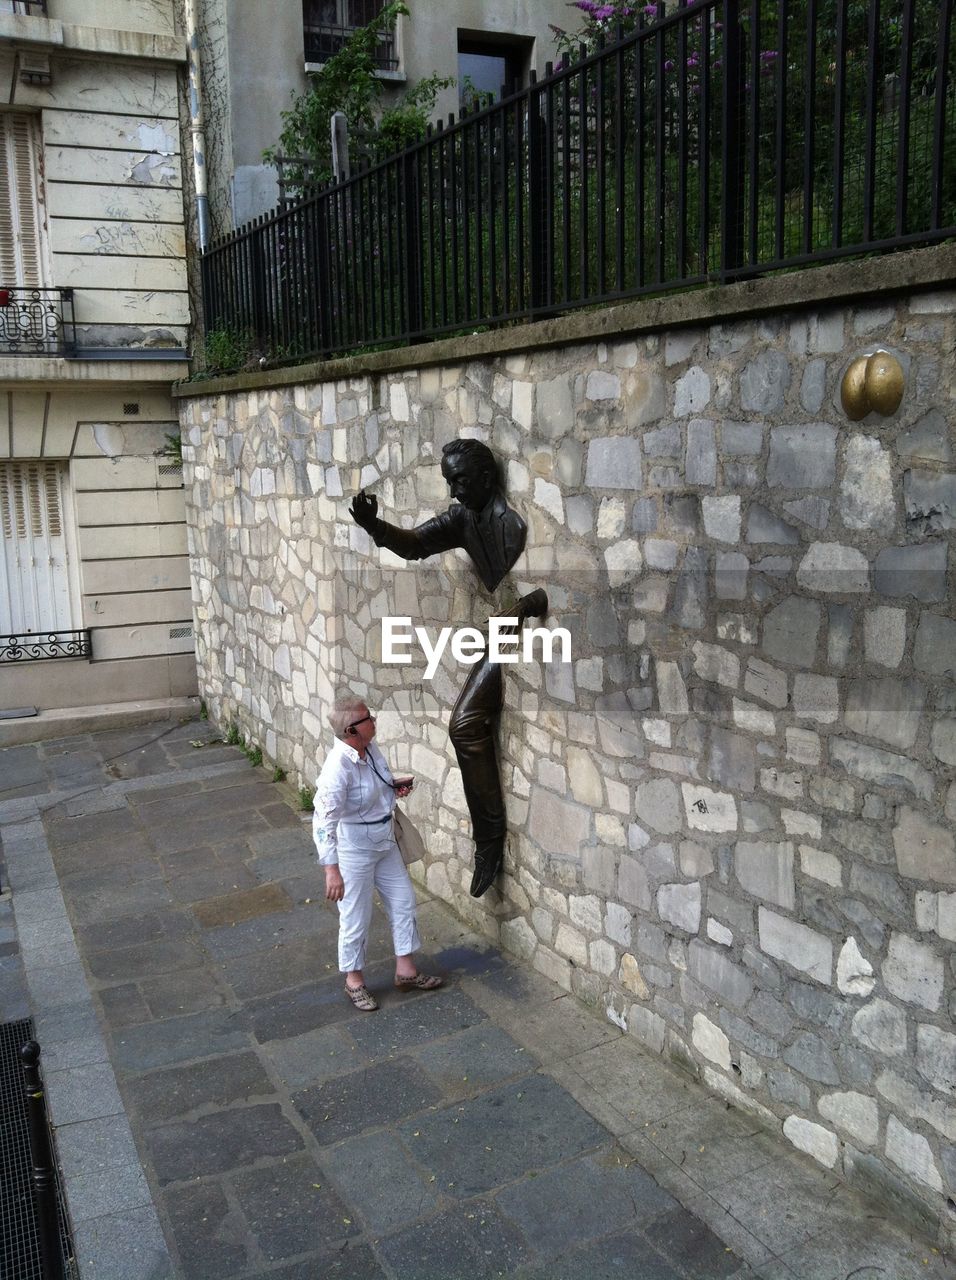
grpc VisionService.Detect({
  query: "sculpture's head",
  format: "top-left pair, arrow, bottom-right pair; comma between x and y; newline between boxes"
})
440,439 -> 498,512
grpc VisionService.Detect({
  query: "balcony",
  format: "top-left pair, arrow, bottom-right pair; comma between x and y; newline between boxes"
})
0,2 -> 48,12
302,0 -> 398,71
0,287 -> 76,357
0,630 -> 92,662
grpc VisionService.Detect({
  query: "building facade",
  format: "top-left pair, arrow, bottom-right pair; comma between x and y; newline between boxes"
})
0,0 -> 197,722
197,0 -> 573,234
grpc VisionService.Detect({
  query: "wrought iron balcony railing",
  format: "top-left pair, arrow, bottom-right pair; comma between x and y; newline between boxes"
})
0,630 -> 92,662
0,287 -> 76,356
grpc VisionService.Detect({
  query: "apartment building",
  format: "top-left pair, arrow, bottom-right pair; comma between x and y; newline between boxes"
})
199,0 -> 572,231
0,0 -> 196,726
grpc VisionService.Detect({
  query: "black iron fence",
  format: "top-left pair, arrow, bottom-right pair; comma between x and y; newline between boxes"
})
0,288 -> 76,357
202,0 -> 956,367
0,631 -> 91,662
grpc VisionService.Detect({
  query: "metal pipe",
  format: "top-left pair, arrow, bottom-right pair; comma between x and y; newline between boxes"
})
185,0 -> 211,252
21,1041 -> 65,1280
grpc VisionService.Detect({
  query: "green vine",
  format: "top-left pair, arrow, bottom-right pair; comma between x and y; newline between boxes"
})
264,1 -> 453,197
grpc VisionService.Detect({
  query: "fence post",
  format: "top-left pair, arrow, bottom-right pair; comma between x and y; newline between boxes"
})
720,0 -> 745,279
21,1041 -> 65,1280
527,85 -> 548,312
402,150 -> 424,341
251,216 -> 270,355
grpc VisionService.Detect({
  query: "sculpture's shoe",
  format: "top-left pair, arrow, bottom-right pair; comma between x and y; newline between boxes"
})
517,587 -> 549,621
470,839 -> 504,897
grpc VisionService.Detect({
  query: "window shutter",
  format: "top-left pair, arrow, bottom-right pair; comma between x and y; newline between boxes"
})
0,112 -> 46,287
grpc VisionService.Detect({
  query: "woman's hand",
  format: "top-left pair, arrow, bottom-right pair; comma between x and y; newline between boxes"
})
394,777 -> 414,799
325,866 -> 345,902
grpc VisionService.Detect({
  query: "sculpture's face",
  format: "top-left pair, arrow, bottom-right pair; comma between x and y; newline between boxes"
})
441,454 -> 495,512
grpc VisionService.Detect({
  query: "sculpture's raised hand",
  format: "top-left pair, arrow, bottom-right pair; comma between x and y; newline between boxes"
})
349,489 -> 378,531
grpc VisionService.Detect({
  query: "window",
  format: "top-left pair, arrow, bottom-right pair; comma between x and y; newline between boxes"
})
302,0 -> 398,70
0,112 -> 48,288
458,32 -> 532,108
0,461 -> 77,636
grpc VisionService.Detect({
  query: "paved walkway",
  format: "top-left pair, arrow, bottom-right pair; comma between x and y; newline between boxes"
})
0,720 -> 952,1280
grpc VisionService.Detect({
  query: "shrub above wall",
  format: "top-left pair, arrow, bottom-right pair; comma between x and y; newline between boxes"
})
178,259 -> 956,1248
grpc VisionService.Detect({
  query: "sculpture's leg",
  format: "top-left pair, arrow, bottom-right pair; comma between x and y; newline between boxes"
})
449,588 -> 549,899
449,653 -> 505,898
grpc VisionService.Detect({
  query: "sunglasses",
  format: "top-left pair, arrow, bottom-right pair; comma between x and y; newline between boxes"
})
348,714 -> 375,733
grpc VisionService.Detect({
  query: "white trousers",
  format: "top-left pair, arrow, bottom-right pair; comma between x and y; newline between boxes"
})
336,825 -> 421,973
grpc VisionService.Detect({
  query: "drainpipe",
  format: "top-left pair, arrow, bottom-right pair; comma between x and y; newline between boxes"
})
184,0 -> 211,252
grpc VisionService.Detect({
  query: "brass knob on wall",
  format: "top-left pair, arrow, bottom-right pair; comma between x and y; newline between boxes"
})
840,350 -> 904,420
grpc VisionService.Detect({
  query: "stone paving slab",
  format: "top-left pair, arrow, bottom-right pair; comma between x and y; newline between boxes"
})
2,725 -> 954,1280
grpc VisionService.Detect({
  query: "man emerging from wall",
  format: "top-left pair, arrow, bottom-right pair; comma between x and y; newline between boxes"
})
349,439 -> 546,896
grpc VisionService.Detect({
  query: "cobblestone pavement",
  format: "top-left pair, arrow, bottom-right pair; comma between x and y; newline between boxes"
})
1,720 -> 953,1280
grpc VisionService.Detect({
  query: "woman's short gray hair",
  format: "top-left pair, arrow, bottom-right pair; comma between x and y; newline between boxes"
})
328,694 -> 367,738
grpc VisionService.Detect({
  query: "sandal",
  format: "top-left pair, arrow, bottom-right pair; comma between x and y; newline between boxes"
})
344,983 -> 378,1012
394,972 -> 443,992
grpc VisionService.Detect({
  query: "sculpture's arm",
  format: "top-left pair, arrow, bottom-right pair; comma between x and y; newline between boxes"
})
350,491 -> 461,563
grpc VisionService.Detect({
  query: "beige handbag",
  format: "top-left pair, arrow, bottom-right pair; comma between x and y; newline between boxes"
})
393,805 -> 427,865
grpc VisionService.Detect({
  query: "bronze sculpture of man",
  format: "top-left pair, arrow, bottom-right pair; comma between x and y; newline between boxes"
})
350,439 -> 546,897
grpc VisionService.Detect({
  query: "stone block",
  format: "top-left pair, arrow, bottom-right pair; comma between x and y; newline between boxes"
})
758,908 -> 832,983
741,351 -> 791,413
536,375 -> 574,437
793,673 -> 840,724
629,1003 -> 666,1053
605,902 -> 632,946
916,1023 -> 956,1096
840,435 -> 895,531
706,728 -> 756,793
904,467 -> 956,534
528,788 -> 591,857
634,777 -> 682,834
619,952 -> 650,998
685,418 -> 716,484
688,940 -> 753,1007
618,855 -> 651,910
931,718 -> 956,766
874,541 -> 948,603
761,597 -> 821,667
783,1030 -> 840,1084
844,677 -> 925,749
818,1090 -> 879,1147
585,437 -> 643,489
897,408 -> 951,464
692,641 -> 739,687
863,606 -> 907,668
783,1115 -> 838,1168
682,783 -> 738,832
836,937 -> 875,996
675,366 -> 711,415
767,423 -> 836,488
746,503 -> 800,544
852,998 -> 907,1055
797,542 -> 869,593
886,1116 -> 943,1192
722,422 -> 763,455
883,932 -> 944,1011
735,840 -> 795,910
692,1012 -> 730,1068
830,738 -> 933,801
913,612 -> 956,677
799,845 -> 842,887
656,660 -> 688,715
657,882 -> 701,933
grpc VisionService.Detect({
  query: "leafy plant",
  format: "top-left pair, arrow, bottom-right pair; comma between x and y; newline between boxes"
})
264,1 -> 452,196
199,700 -> 208,720
272,765 -> 287,783
225,723 -> 241,746
160,432 -> 183,465
203,325 -> 258,374
244,743 -> 263,767
298,786 -> 316,812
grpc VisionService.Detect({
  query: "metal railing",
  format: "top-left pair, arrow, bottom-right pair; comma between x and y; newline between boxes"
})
0,631 -> 91,662
0,288 -> 76,357
203,0 -> 956,366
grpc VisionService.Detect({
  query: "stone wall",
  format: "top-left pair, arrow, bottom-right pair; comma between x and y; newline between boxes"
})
178,268 -> 956,1244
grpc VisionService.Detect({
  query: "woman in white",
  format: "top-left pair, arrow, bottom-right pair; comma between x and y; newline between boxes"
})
313,693 -> 443,1011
